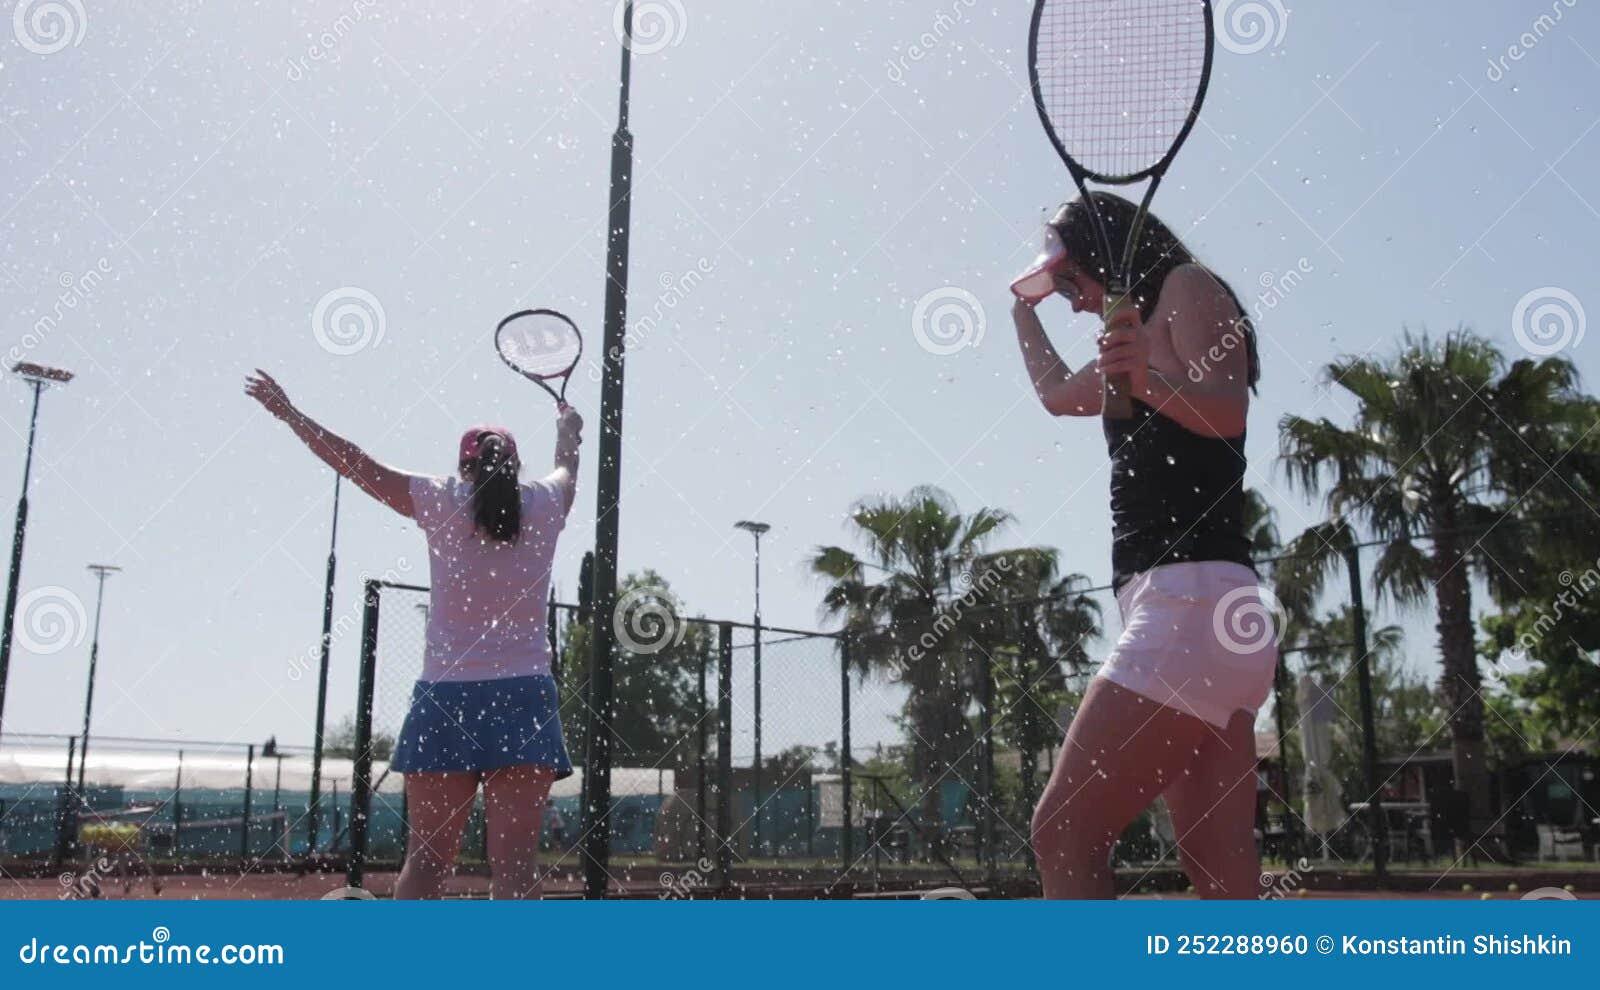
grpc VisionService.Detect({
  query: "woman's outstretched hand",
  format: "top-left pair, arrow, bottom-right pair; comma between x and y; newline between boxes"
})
556,403 -> 584,444
245,369 -> 295,421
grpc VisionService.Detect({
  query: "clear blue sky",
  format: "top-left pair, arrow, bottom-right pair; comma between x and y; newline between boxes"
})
2,1 -> 1596,756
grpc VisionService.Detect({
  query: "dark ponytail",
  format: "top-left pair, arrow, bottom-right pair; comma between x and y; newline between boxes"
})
468,433 -> 521,543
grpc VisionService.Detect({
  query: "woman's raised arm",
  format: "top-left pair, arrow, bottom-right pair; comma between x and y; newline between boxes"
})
245,369 -> 418,517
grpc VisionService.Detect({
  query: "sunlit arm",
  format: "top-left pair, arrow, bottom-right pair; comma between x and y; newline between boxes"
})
279,406 -> 417,517
548,406 -> 583,514
1013,300 -> 1102,417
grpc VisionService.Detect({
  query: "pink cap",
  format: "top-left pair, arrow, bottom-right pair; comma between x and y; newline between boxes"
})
459,426 -> 518,466
1010,224 -> 1068,304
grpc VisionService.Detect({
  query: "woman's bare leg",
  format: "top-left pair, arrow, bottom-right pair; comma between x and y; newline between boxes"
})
394,772 -> 479,899
1163,708 -> 1263,898
483,765 -> 556,900
1032,679 -> 1213,898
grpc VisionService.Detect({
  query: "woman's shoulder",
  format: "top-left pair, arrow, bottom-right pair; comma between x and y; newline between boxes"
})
1162,263 -> 1236,305
410,475 -> 467,522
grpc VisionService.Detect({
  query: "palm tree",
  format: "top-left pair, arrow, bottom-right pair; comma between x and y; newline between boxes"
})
810,485 -> 1050,826
968,550 -> 1102,829
1276,328 -> 1586,831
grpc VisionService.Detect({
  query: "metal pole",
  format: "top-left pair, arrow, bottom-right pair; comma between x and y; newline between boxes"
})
307,474 -> 341,854
1271,653 -> 1297,857
1343,538 -> 1387,881
0,379 -> 45,742
840,635 -> 853,868
696,630 -> 708,862
55,735 -> 76,866
977,642 -> 995,873
735,521 -> 769,856
347,580 -> 380,888
582,0 -> 637,901
240,743 -> 255,865
76,565 -> 120,794
716,622 -> 733,892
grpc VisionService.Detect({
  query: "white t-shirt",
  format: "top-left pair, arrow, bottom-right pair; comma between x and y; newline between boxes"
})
408,474 -> 569,682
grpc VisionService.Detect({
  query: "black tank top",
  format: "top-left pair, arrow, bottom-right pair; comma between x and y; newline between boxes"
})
1103,399 -> 1253,590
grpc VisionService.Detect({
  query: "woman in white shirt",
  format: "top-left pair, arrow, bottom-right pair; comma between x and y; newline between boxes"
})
246,370 -> 581,899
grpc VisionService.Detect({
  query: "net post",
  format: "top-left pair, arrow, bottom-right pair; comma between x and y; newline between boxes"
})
715,622 -> 733,893
839,633 -> 853,870
347,579 -> 381,889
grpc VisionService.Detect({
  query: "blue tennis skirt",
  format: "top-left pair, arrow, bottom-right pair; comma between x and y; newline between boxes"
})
391,674 -> 574,777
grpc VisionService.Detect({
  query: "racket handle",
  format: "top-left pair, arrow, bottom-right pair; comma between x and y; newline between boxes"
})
1103,373 -> 1134,419
1101,283 -> 1136,420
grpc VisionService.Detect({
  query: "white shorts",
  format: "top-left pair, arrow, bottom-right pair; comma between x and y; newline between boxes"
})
1096,561 -> 1279,730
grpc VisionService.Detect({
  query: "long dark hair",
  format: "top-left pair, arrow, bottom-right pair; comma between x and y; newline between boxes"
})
1050,192 -> 1260,390
466,433 -> 521,543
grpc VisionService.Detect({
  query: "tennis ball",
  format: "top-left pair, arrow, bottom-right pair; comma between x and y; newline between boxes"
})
1564,884 -> 1576,893
1507,882 -> 1520,893
1480,892 -> 1493,900
1462,883 -> 1474,892
1295,888 -> 1308,898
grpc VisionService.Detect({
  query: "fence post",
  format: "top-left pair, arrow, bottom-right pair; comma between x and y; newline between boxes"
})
696,629 -> 708,862
174,750 -> 184,856
239,743 -> 255,866
1342,540 -> 1387,881
976,640 -> 995,873
54,735 -> 76,866
839,634 -> 853,869
347,580 -> 381,889
715,622 -> 733,892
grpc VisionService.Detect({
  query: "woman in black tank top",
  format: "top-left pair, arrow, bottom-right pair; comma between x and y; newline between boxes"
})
1011,193 -> 1272,899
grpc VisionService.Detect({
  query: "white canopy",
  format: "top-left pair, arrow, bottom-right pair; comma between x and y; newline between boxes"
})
0,745 -> 671,800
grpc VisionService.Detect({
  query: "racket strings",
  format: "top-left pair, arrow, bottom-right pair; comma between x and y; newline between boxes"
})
1035,0 -> 1208,180
497,312 -> 582,379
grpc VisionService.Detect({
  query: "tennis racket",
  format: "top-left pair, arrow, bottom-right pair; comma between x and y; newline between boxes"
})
495,308 -> 583,407
1026,0 -> 1214,418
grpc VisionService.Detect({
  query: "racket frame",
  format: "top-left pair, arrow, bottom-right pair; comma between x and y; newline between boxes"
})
494,307 -> 583,407
1026,0 -> 1216,418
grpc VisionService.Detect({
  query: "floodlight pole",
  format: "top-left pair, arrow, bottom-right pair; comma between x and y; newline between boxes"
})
735,520 -> 770,854
0,363 -> 73,744
306,474 -> 341,854
76,564 -> 121,793
582,0 -> 637,900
